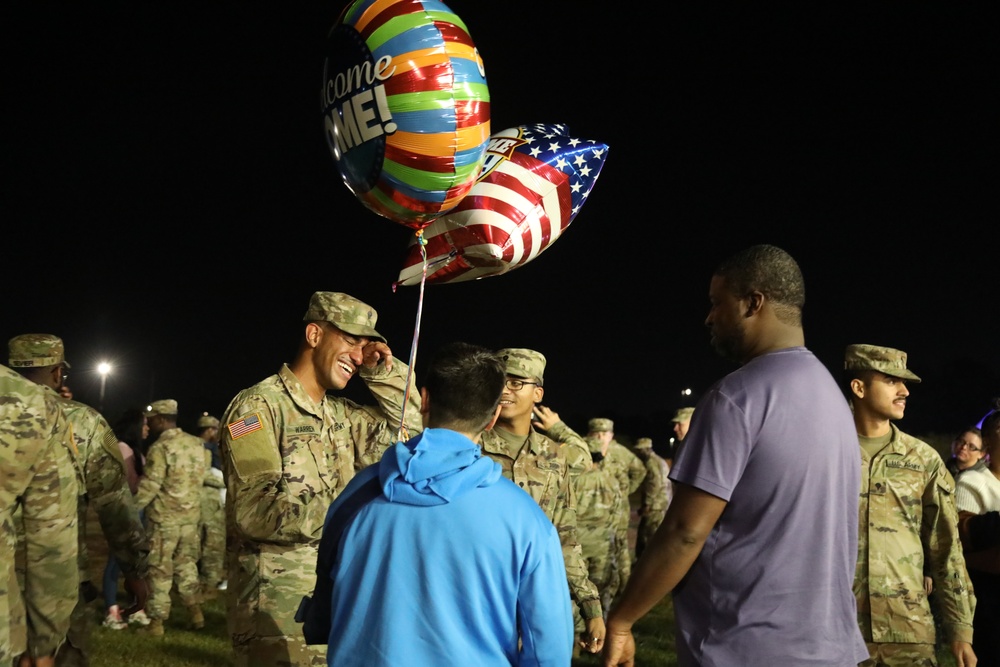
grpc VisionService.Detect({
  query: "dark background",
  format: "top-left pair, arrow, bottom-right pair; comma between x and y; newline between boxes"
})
4,2 -> 995,444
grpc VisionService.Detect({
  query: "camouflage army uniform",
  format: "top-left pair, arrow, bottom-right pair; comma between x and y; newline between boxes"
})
571,454 -> 624,614
1,364 -> 79,664
134,425 -> 208,625
856,423 -> 976,664
634,441 -> 670,560
479,426 -> 603,626
220,361 -> 420,667
56,395 -> 148,666
7,333 -> 147,666
601,440 -> 646,587
198,448 -> 226,590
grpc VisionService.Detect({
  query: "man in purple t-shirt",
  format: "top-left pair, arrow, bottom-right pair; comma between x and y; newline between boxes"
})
603,244 -> 868,667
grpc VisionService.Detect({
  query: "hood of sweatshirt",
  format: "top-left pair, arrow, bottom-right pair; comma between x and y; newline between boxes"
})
378,428 -> 502,506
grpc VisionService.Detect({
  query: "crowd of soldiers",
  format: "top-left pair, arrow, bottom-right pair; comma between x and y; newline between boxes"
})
0,320 -> 676,666
1,334 -> 229,665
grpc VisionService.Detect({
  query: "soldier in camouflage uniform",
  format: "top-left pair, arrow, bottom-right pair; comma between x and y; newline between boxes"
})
195,415 -> 226,596
586,417 -> 645,596
134,399 -> 208,637
1,363 -> 79,667
479,348 -> 606,655
572,435 -> 624,616
669,406 -> 695,460
198,445 -> 226,596
8,334 -> 149,666
844,344 -> 976,666
219,291 -> 421,667
631,437 -> 669,560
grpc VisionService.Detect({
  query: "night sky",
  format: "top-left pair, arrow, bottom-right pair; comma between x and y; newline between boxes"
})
5,2 -> 995,443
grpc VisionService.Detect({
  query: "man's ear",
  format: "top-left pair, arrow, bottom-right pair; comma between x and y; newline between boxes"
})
849,378 -> 865,400
483,403 -> 502,431
304,322 -> 323,349
419,387 -> 431,417
746,292 -> 763,317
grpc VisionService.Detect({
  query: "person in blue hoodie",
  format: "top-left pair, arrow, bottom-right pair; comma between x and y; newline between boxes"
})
319,341 -> 573,666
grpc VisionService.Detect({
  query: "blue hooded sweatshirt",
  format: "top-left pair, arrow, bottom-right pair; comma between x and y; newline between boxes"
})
323,428 -> 573,666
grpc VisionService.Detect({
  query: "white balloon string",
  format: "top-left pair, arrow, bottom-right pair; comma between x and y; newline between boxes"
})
396,229 -> 429,441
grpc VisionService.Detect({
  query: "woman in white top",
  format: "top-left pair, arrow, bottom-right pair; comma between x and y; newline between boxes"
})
956,401 -> 1000,666
955,441 -> 1000,515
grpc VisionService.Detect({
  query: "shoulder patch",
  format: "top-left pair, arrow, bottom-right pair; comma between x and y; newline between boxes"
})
228,413 -> 264,440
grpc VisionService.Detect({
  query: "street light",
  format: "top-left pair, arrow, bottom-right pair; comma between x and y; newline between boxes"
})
97,362 -> 112,414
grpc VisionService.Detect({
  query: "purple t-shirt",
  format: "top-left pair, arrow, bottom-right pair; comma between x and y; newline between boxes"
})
670,347 -> 868,667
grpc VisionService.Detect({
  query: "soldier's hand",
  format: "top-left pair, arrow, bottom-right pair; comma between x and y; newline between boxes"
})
532,404 -> 561,431
123,574 -> 149,617
580,615 -> 606,654
18,654 -> 55,667
362,341 -> 393,372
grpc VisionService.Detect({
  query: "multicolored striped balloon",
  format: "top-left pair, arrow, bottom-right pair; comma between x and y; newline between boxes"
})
322,0 -> 491,229
394,123 -> 610,286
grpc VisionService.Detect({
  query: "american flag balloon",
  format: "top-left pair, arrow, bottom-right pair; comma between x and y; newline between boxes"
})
395,123 -> 609,286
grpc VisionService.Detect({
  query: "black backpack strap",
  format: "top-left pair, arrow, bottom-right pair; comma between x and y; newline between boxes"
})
296,474 -> 383,644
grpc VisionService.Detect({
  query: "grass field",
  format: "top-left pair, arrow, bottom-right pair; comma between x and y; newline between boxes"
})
86,591 -> 677,667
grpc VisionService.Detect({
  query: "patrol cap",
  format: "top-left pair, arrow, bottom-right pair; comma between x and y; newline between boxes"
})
671,407 -> 695,423
146,399 -> 178,417
303,291 -> 385,344
588,417 -> 614,433
8,333 -> 71,369
634,437 -> 653,450
197,414 -> 220,429
844,344 -> 921,383
498,348 -> 545,385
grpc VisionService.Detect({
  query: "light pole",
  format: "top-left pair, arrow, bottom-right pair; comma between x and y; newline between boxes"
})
97,362 -> 112,414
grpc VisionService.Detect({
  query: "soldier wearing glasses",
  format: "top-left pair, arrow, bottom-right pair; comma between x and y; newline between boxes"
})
478,348 -> 606,655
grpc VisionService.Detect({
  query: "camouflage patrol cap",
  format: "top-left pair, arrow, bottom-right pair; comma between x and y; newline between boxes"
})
634,437 -> 653,450
588,417 -> 614,433
197,414 -> 220,429
8,333 -> 71,369
146,399 -> 178,416
671,407 -> 695,423
303,291 -> 385,344
844,344 -> 921,383
497,348 -> 545,384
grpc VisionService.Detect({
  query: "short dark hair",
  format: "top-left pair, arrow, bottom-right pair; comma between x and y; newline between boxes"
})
714,244 -> 805,325
423,342 -> 505,433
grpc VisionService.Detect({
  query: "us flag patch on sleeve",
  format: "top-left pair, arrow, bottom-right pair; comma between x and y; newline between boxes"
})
228,413 -> 263,439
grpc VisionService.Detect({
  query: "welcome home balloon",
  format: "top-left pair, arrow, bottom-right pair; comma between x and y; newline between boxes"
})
394,123 -> 609,286
321,0 -> 491,229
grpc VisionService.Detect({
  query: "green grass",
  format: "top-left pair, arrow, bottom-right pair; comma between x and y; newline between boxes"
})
85,590 -> 962,667
89,592 -> 233,667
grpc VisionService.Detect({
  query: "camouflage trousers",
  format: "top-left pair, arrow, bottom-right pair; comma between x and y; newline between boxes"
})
582,545 -> 619,616
860,641 -> 937,667
614,510 -> 631,592
198,493 -> 225,587
54,588 -> 93,667
146,520 -> 200,621
635,508 -> 666,560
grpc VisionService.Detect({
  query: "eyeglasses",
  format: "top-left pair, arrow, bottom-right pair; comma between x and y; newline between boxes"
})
955,441 -> 983,452
505,379 -> 540,391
